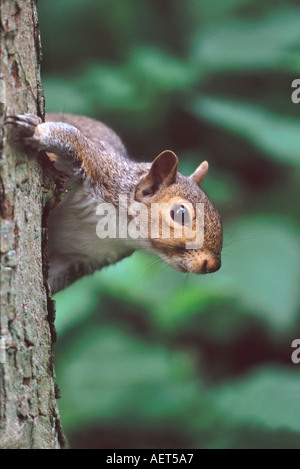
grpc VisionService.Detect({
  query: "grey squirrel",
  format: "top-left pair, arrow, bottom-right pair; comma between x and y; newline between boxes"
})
6,113 -> 222,293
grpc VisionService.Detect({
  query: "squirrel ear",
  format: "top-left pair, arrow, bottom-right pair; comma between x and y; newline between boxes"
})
189,161 -> 209,186
135,150 -> 178,201
150,150 -> 178,185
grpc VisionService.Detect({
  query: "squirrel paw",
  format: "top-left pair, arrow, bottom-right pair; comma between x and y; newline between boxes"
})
5,114 -> 42,150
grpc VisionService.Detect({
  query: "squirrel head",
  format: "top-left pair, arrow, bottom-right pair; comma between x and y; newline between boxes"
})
134,150 -> 222,274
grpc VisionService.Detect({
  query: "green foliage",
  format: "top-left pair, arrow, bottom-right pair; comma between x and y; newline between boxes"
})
39,0 -> 300,449
213,367 -> 300,433
191,9 -> 300,73
191,97 -> 300,167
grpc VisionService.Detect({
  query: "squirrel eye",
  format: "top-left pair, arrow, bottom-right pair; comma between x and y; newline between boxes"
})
170,203 -> 191,226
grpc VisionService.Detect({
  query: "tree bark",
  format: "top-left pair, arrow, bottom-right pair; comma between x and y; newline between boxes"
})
0,0 -> 66,449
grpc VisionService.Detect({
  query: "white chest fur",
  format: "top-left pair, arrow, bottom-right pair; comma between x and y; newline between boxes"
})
47,183 -> 135,290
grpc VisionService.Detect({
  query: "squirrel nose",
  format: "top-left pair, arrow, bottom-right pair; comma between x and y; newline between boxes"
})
201,255 -> 221,273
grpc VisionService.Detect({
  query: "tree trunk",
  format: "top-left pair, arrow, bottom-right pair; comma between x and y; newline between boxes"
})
0,0 -> 66,449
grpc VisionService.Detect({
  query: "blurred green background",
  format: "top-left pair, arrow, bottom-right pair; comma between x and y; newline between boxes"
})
39,0 -> 300,449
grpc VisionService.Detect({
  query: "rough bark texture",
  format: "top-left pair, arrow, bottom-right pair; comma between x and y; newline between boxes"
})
0,0 -> 66,449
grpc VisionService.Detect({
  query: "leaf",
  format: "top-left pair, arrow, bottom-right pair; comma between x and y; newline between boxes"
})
191,96 -> 300,167
43,78 -> 91,115
218,216 -> 300,330
56,326 -> 203,431
213,367 -> 300,433
81,65 -> 138,111
191,9 -> 300,73
128,47 -> 197,92
187,0 -> 253,24
53,275 -> 100,334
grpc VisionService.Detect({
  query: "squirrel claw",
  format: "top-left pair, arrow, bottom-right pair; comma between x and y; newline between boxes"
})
23,135 -> 41,148
5,113 -> 42,148
5,113 -> 42,126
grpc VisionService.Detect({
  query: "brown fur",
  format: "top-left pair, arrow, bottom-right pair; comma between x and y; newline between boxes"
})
7,113 -> 223,291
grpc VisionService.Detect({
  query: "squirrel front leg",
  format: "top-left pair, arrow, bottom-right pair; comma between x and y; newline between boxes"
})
5,114 -> 100,181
